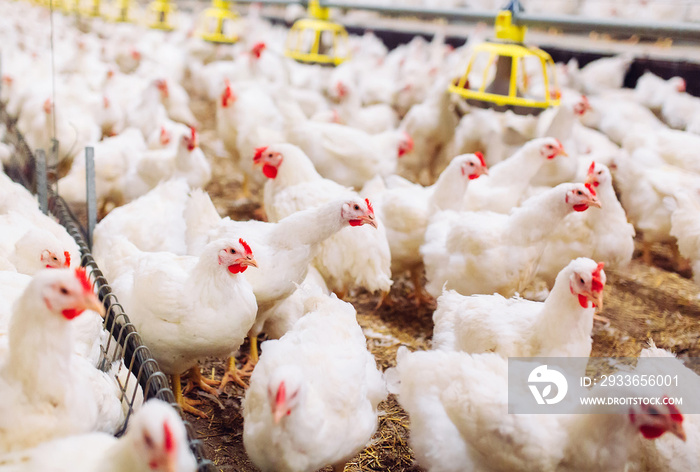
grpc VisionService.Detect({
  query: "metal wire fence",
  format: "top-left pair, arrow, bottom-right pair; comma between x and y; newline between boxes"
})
0,102 -> 214,472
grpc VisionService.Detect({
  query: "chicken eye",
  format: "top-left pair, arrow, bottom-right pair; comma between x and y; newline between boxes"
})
576,190 -> 583,195
59,287 -> 69,295
598,170 -> 603,175
353,204 -> 360,210
52,256 -> 58,261
648,406 -> 659,415
143,433 -> 154,449
580,277 -> 585,284
229,248 -> 236,254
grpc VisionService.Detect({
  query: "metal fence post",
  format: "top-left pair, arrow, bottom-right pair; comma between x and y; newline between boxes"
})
85,146 -> 96,251
35,149 -> 48,215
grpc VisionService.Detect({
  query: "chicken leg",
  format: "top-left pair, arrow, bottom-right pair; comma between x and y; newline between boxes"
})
219,355 -> 255,392
671,243 -> 692,273
172,373 -> 208,418
641,240 -> 653,266
183,366 -> 219,396
410,267 -> 434,307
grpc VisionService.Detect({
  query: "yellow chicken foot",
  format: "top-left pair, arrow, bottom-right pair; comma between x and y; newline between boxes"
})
219,356 -> 254,392
410,268 -> 434,307
593,314 -> 611,326
172,373 -> 208,418
671,243 -> 692,273
374,290 -> 391,310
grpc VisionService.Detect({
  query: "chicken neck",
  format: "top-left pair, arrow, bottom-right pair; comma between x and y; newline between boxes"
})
269,199 -> 355,248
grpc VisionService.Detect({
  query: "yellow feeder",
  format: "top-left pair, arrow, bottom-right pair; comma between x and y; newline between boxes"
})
80,0 -> 101,17
147,0 -> 175,31
448,5 -> 560,115
198,0 -> 240,44
109,0 -> 135,22
284,0 -> 349,66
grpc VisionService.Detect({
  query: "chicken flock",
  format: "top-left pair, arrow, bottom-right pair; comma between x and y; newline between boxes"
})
1,0 -> 700,471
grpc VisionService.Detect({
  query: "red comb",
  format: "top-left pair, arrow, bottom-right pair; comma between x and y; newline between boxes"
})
591,262 -> 605,293
163,421 -> 175,453
221,82 -> 234,108
365,198 -> 374,215
585,182 -> 597,197
253,146 -> 268,163
64,251 -> 71,268
665,398 -> 684,423
555,138 -> 564,149
239,238 -> 253,256
276,381 -> 286,405
251,42 -> 266,58
475,151 -> 486,168
75,267 -> 92,293
587,161 -> 596,176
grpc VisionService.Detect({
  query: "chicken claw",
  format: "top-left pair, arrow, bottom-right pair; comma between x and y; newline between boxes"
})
219,357 -> 254,392
172,373 -> 209,418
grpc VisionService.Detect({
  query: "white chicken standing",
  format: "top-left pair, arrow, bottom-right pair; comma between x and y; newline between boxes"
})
421,182 -> 601,298
535,162 -> 635,285
97,237 -> 258,417
0,399 -> 197,472
184,189 -> 379,372
0,268 -> 107,453
243,293 -> 386,472
432,258 -> 605,358
286,120 -> 414,189
255,143 -> 392,298
669,191 -> 700,285
362,153 -> 488,304
463,137 -> 568,214
392,347 -> 686,472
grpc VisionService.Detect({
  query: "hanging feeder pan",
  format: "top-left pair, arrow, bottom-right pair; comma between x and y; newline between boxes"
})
198,0 -> 240,44
448,9 -> 560,115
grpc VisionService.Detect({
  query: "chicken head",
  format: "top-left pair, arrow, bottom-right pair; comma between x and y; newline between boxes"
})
253,146 -> 283,179
217,238 -> 258,274
565,182 -> 601,212
221,80 -> 236,108
629,399 -> 686,442
40,267 -> 104,320
585,161 -> 611,188
567,258 -> 606,309
182,127 -> 198,152
155,79 -> 169,99
267,366 -> 304,425
41,249 -> 71,269
130,400 -> 196,472
460,152 -> 489,180
539,138 -> 567,160
342,197 -> 378,228
573,94 -> 592,116
398,131 -> 414,158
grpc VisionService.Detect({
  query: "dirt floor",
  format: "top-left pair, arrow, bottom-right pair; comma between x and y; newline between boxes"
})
179,94 -> 700,472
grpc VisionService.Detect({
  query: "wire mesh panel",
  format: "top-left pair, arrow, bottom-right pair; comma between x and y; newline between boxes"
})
0,102 -> 214,472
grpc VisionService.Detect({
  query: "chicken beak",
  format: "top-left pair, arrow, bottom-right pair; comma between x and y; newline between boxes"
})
480,166 -> 489,176
241,256 -> 258,268
558,148 -> 569,157
84,292 -> 106,318
587,195 -> 602,209
164,454 -> 177,472
273,399 -> 286,424
363,215 -> 378,229
669,421 -> 687,442
593,290 -> 604,311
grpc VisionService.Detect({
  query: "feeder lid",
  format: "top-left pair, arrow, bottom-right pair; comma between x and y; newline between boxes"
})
494,0 -> 526,43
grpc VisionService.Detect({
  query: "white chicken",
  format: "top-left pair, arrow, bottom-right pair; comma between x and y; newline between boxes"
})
97,236 -> 258,417
535,162 -> 635,285
392,347 -> 686,472
421,182 -> 601,297
362,153 -> 488,303
432,258 -> 605,358
669,190 -> 700,285
286,120 -> 413,189
255,143 -> 392,297
0,268 -> 109,453
184,188 -> 379,368
463,137 -> 568,214
572,54 -> 634,95
634,71 -> 686,112
243,293 -> 386,472
0,399 -> 197,472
